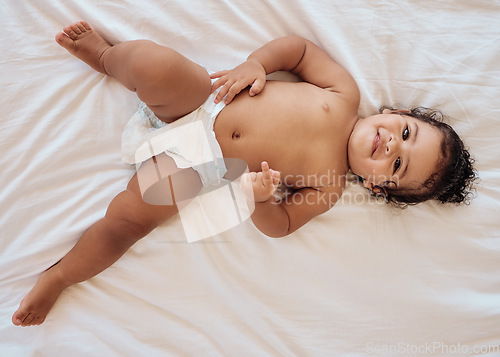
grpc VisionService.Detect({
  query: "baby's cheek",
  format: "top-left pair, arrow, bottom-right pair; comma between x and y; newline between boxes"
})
364,164 -> 391,184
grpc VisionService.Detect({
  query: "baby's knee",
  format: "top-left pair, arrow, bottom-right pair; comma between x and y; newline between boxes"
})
125,40 -> 177,82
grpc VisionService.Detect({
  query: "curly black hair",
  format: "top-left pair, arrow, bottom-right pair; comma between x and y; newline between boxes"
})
369,107 -> 478,206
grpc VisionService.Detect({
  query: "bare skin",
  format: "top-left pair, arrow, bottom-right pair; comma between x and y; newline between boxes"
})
12,22 -> 357,326
12,21 -> 442,326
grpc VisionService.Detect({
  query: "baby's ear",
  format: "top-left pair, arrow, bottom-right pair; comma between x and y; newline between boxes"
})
362,179 -> 373,190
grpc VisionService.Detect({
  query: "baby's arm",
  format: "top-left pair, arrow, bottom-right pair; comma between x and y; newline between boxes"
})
250,185 -> 341,238
243,162 -> 341,238
211,36 -> 359,106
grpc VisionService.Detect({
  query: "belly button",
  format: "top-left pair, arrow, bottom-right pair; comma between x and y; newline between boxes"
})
322,103 -> 330,112
232,132 -> 241,140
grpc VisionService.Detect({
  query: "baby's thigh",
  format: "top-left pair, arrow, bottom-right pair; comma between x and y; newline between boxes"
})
137,153 -> 203,206
132,41 -> 211,122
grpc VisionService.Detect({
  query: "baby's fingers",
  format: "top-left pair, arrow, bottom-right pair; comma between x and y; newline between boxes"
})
261,161 -> 271,174
271,170 -> 281,186
249,78 -> 265,97
214,80 -> 235,104
210,70 -> 229,79
260,162 -> 276,186
223,81 -> 250,104
211,77 -> 227,94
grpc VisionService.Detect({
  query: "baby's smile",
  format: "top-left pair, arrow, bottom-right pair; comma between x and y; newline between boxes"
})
371,131 -> 380,157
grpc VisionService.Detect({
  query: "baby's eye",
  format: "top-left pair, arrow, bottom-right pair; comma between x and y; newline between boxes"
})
393,158 -> 401,173
402,126 -> 410,141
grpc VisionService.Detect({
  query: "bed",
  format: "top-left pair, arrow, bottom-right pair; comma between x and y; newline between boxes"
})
1,0 -> 499,356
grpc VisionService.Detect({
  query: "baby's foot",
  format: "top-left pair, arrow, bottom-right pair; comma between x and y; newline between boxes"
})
55,21 -> 111,74
12,268 -> 67,327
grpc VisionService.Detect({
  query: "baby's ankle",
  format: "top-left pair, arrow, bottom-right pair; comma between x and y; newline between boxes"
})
42,265 -> 73,291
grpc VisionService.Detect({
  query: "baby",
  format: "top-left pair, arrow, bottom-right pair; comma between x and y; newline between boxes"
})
12,21 -> 476,326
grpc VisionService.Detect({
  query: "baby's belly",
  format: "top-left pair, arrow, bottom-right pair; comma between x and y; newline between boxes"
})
213,81 -> 343,180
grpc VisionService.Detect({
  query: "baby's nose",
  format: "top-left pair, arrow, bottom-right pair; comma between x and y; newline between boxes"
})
386,136 -> 398,154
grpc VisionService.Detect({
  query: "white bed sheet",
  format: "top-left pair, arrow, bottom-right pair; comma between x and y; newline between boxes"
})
1,0 -> 499,356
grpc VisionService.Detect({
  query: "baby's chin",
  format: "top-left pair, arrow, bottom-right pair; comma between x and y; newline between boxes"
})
346,156 -> 366,179
347,141 -> 369,173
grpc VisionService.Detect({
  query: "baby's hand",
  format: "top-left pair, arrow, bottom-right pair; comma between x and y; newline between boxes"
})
242,161 -> 281,203
210,59 -> 266,104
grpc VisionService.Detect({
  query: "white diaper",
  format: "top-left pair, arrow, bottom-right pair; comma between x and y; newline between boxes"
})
121,91 -> 227,186
121,89 -> 254,243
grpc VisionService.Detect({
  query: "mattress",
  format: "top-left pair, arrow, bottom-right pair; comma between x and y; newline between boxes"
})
1,0 -> 499,356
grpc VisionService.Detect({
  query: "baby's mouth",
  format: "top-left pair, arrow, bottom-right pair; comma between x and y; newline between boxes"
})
372,131 -> 380,157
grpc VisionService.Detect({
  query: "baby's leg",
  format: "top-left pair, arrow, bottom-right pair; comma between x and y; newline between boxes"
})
56,21 -> 211,123
12,155 -> 202,326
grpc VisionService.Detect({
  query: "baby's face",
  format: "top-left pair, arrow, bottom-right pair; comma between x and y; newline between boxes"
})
347,113 -> 443,191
